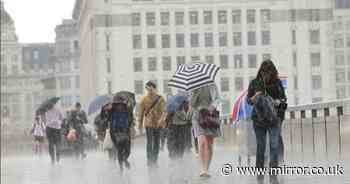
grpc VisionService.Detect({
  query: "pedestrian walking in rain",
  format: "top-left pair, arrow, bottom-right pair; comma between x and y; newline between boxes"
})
247,59 -> 287,183
167,100 -> 192,160
94,103 -> 117,161
138,81 -> 166,168
190,84 -> 221,178
68,102 -> 88,160
30,113 -> 46,155
109,95 -> 134,172
45,103 -> 64,165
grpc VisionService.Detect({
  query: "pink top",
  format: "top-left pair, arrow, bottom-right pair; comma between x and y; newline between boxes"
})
45,107 -> 63,129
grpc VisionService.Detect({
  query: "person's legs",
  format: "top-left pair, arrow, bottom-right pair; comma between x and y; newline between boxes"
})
268,123 -> 281,168
198,135 -> 207,174
167,126 -> 176,159
253,124 -> 267,169
206,136 -> 214,171
53,129 -> 61,163
152,128 -> 161,165
146,128 -> 153,166
177,125 -> 187,159
46,128 -> 55,164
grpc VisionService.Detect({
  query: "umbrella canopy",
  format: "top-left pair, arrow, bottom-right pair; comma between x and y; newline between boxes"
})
166,94 -> 188,113
168,62 -> 220,92
88,95 -> 112,115
231,91 -> 253,124
37,97 -> 60,114
114,91 -> 136,110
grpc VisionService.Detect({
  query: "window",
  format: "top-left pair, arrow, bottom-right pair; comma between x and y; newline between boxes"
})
60,77 -> 71,89
219,32 -> 227,47
221,77 -> 230,92
106,34 -> 110,51
75,76 -> 80,89
312,75 -> 322,90
135,80 -> 143,95
161,34 -> 170,48
133,35 -> 142,49
105,15 -> 112,27
292,51 -> 297,67
293,75 -> 298,90
176,34 -> 185,48
335,0 -> 350,9
204,11 -> 212,24
233,32 -> 242,46
310,30 -> 320,45
261,31 -> 270,45
248,54 -> 257,68
289,9 -> 296,22
162,56 -> 171,71
312,97 -> 323,103
232,10 -> 241,24
205,56 -> 214,64
33,50 -> 39,60
147,34 -> 156,48
132,13 -> 141,26
235,77 -> 244,91
12,65 -> 18,75
260,9 -> 271,23
106,58 -> 111,73
191,33 -> 199,47
191,56 -> 200,61
205,33 -> 213,47
74,40 -> 79,51
163,80 -> 172,94
248,31 -> 256,46
336,69 -> 346,83
262,53 -> 271,60
292,30 -> 296,45
146,12 -> 155,26
310,9 -> 320,21
334,34 -> 344,48
218,10 -> 227,24
175,12 -> 184,25
310,53 -> 321,67
247,9 -> 256,24
336,86 -> 346,99
133,57 -> 142,72
220,55 -> 228,69
234,54 -> 243,69
148,57 -> 157,71
160,12 -> 170,26
189,11 -> 198,25
347,34 -> 350,47
335,52 -> 345,66
176,56 -> 185,67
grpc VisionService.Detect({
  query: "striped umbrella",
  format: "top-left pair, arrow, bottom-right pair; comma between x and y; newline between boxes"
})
168,62 -> 220,91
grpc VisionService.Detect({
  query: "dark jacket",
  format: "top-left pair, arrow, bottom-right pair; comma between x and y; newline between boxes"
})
247,78 -> 287,122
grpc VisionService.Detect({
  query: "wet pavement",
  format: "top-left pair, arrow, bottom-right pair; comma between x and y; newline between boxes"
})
1,138 -> 349,184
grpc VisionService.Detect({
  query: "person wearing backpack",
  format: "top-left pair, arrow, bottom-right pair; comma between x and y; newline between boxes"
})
167,100 -> 192,160
138,81 -> 166,168
109,96 -> 134,171
31,113 -> 46,155
247,59 -> 287,183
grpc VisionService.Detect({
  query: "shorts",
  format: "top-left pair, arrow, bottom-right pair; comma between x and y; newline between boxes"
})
34,136 -> 44,142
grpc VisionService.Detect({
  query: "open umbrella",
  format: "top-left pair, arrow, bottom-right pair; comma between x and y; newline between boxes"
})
166,94 -> 188,113
37,97 -> 60,114
168,62 -> 220,91
114,91 -> 136,110
88,95 -> 112,115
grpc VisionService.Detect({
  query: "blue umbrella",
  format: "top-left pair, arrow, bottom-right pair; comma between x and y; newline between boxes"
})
88,95 -> 112,115
166,94 -> 188,113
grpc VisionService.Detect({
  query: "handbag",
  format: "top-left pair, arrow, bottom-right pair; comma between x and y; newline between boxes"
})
198,108 -> 220,129
67,129 -> 77,143
103,129 -> 113,150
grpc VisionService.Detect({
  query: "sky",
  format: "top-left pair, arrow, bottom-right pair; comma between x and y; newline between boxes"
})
2,0 -> 76,43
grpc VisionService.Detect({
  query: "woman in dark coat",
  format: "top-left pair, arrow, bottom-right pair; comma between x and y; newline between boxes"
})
247,60 -> 287,182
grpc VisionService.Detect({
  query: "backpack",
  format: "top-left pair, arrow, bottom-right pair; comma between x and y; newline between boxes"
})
254,94 -> 280,127
110,102 -> 130,130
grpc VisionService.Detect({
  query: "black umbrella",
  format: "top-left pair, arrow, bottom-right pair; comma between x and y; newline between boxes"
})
37,97 -> 60,114
114,91 -> 136,109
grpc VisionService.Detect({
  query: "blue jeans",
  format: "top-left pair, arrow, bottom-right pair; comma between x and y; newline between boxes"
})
146,128 -> 161,166
253,123 -> 281,168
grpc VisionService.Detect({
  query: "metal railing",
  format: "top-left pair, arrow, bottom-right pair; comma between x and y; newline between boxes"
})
219,99 -> 350,162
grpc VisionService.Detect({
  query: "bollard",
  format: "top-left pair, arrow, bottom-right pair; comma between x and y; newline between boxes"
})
300,110 -> 305,158
311,109 -> 317,157
324,108 -> 329,158
337,106 -> 343,158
